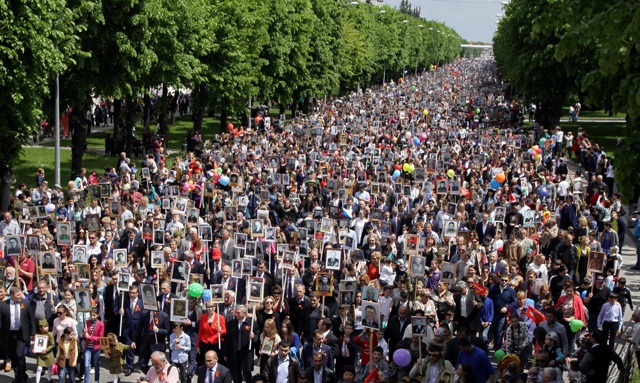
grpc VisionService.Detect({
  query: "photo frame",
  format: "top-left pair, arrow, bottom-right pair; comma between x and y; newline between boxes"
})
325,248 -> 342,271
251,219 -> 264,238
232,260 -> 243,278
523,210 -> 535,228
56,222 -> 72,245
173,197 -> 189,216
315,272 -> 333,297
32,334 -> 49,354
27,234 -> 40,255
411,316 -> 428,337
171,261 -> 189,283
441,262 -> 457,284
494,207 -> 506,223
72,245 -> 87,264
39,251 -> 57,274
77,263 -> 91,282
113,249 -> 127,267
86,214 -> 100,232
408,255 -> 427,277
210,284 -> 224,303
361,301 -> 380,330
435,180 -> 448,195
339,290 -> 354,305
187,208 -> 200,224
588,251 -> 606,274
151,251 -> 165,269
443,220 -> 459,238
75,288 -> 91,312
362,286 -> 380,303
140,283 -> 158,311
339,280 -> 357,294
248,279 -> 264,302
282,251 -> 296,270
199,225 -> 212,242
170,298 -> 188,323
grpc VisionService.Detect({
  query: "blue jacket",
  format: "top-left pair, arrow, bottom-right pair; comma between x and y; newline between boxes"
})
489,285 -> 516,316
480,297 -> 494,323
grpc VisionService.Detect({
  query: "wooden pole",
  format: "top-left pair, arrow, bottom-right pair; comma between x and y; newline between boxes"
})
118,292 -> 125,337
217,308 -> 221,349
248,305 -> 256,349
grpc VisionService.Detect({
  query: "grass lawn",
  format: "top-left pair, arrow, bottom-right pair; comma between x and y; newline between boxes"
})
561,106 -> 625,119
559,120 -> 626,158
14,107 -> 295,188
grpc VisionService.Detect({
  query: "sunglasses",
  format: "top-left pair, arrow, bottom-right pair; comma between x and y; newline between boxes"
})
265,301 -> 274,304
428,353 -> 440,357
57,312 -> 65,315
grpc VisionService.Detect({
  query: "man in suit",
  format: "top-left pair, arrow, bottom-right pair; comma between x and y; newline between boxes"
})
384,305 -> 410,357
453,278 -> 485,336
197,350 -> 232,383
118,284 -> 145,375
218,230 -> 235,261
217,290 -> 237,323
301,330 -> 334,371
157,280 -> 179,315
223,305 -> 260,383
305,352 -> 337,383
119,229 -> 145,265
253,260 -> 274,297
213,264 -> 246,304
0,287 -> 34,383
29,279 -> 56,327
266,340 -> 300,383
138,309 -> 171,372
484,251 -> 506,276
488,274 -> 516,350
287,284 -> 311,336
318,318 -> 340,359
185,297 -> 203,381
282,268 -> 303,301
104,270 -> 120,335
184,250 -> 205,280
475,213 -> 496,245
579,329 -> 624,383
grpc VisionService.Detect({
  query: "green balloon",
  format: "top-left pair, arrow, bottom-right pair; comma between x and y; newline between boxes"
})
494,349 -> 506,362
188,283 -> 204,298
569,319 -> 584,332
476,108 -> 480,114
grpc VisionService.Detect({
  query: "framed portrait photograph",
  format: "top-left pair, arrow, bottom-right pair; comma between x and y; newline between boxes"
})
338,290 -> 354,305
39,251 -> 57,274
173,197 -> 189,216
441,262 -> 457,284
232,260 -> 243,278
170,298 -> 188,323
118,273 -> 131,293
153,230 -> 164,246
408,255 -> 426,277
405,234 -> 419,254
161,198 -> 172,211
325,248 -> 342,271
72,245 -> 87,264
248,279 -> 264,302
282,251 -> 296,270
260,336 -> 275,356
264,227 -> 276,242
362,286 -> 380,303
320,218 -> 334,234
523,210 -> 536,228
339,280 -> 357,294
32,334 -> 49,354
113,248 -> 127,267
245,241 -> 257,257
251,219 -> 264,238
151,251 -> 164,269
199,225 -> 212,242
234,233 -> 247,249
77,263 -> 91,282
315,272 -> 333,297
494,206 -> 506,223
241,259 -> 252,276
361,301 -> 380,330
27,234 -> 40,255
56,222 -> 72,245
75,288 -> 91,312
443,220 -> 459,238
588,251 -> 606,274
210,284 -> 224,303
435,180 -> 448,195
411,316 -> 428,337
140,283 -> 158,311
169,261 -> 188,285
86,214 -> 100,232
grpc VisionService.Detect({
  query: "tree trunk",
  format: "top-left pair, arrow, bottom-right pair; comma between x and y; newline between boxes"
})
219,104 -> 228,133
291,91 -> 300,118
170,91 -> 179,125
70,105 -> 87,179
157,85 -> 169,139
191,84 -> 207,133
113,99 -> 122,139
124,97 -> 136,158
278,103 -> 285,117
143,93 -> 151,130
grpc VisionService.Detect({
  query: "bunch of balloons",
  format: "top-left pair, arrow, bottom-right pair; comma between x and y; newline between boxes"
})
183,180 -> 197,192
528,145 -> 543,160
402,163 -> 415,174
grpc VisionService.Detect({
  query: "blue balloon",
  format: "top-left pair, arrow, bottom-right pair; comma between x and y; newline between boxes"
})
219,176 -> 230,186
539,186 -> 548,197
581,290 -> 587,298
490,180 -> 500,190
202,290 -> 211,302
413,137 -> 420,146
393,170 -> 401,178
525,298 -> 535,307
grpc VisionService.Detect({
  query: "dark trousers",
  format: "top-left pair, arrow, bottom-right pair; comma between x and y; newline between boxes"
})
124,336 -> 137,370
173,361 -> 187,383
9,331 -> 27,383
602,321 -> 619,348
230,352 -> 253,383
186,340 -> 198,378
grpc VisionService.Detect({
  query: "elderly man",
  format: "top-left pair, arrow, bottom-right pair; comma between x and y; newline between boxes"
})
137,351 -> 180,383
197,350 -> 232,383
0,211 -> 20,237
0,287 -> 34,383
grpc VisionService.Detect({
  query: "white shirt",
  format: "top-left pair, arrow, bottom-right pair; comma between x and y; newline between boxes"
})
276,356 -> 290,383
10,300 -> 21,331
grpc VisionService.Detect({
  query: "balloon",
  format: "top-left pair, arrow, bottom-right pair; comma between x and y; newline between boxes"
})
334,151 -> 339,156
227,123 -> 234,130
570,319 -> 584,332
419,132 -> 428,142
188,283 -> 204,298
407,164 -> 415,174
490,180 -> 500,190
494,349 -> 506,362
219,176 -> 230,186
413,137 -> 420,146
202,290 -> 211,302
423,109 -> 428,116
447,169 -> 455,178
393,170 -> 401,178
404,131 -> 412,139
532,145 -> 539,151
476,108 -> 481,114
581,290 -> 587,298
539,186 -> 548,197
188,180 -> 194,185
216,167 -> 222,174
403,163 -> 410,172
525,298 -> 535,307
495,173 -> 506,183
393,349 -> 412,367
394,164 -> 402,171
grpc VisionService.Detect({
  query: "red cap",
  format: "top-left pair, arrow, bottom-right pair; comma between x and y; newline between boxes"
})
212,248 -> 221,260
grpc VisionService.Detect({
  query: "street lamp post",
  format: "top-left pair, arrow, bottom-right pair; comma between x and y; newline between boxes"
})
55,76 -> 60,187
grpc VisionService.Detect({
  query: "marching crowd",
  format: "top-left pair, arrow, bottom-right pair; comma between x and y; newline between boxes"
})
0,56 -> 639,383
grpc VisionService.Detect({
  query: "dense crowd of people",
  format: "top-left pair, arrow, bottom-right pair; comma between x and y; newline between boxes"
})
0,56 -> 638,383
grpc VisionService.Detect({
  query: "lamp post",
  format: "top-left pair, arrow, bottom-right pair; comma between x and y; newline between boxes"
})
55,76 -> 60,187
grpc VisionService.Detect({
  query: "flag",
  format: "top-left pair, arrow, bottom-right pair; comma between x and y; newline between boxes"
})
363,368 -> 378,383
340,209 -> 352,220
473,282 -> 487,296
525,305 -> 545,324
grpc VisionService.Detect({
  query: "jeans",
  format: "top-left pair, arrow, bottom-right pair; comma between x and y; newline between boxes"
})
84,348 -> 100,383
635,237 -> 640,268
60,363 -> 76,383
481,324 -> 491,343
491,315 -> 507,350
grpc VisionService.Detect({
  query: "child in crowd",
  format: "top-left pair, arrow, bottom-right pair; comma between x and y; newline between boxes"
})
378,286 -> 394,324
568,360 -> 582,383
376,330 -> 389,359
56,327 -> 78,383
379,257 -> 395,287
604,268 -> 615,290
106,332 -> 134,383
34,318 -> 55,383
613,277 -> 634,317
169,322 -> 191,383
543,332 -> 564,368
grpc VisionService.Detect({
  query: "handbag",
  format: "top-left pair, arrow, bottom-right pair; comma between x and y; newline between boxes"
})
52,363 -> 59,375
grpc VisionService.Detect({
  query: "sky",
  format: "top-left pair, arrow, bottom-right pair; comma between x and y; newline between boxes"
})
383,0 -> 505,43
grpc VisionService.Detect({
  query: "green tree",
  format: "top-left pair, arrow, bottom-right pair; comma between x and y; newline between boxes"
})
0,1 -> 80,210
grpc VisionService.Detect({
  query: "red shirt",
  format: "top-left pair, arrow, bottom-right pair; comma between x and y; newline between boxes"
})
354,334 -> 378,366
19,257 -> 35,290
